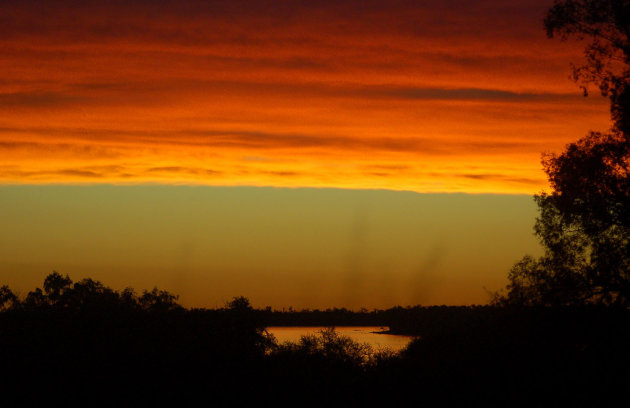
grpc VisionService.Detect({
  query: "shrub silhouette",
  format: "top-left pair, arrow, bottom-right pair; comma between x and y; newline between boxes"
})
273,327 -> 378,367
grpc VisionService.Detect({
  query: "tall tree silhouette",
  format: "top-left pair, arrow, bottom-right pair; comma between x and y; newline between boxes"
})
501,0 -> 630,306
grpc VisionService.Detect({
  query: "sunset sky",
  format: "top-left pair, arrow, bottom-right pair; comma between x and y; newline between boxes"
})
0,0 -> 612,308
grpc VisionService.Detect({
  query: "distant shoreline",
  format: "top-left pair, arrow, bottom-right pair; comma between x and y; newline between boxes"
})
266,325 -> 416,337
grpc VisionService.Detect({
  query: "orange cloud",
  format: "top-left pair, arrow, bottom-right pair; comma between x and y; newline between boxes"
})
0,0 -> 611,193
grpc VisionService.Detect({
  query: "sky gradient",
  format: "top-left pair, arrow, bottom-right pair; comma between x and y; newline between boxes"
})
0,1 -> 611,307
0,0 -> 610,193
1,186 -> 541,308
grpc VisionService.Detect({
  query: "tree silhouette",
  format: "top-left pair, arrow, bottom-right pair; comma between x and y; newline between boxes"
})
226,295 -> 253,312
500,1 -> 630,306
43,271 -> 73,305
545,0 -> 630,133
138,287 -> 182,312
0,285 -> 17,311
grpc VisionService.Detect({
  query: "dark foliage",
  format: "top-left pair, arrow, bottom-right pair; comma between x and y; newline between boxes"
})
387,306 -> 629,405
0,273 -> 270,405
500,1 -> 630,306
545,0 -> 630,133
1,274 -> 628,406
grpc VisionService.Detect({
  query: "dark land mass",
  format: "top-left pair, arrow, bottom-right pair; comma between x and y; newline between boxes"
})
1,274 -> 628,406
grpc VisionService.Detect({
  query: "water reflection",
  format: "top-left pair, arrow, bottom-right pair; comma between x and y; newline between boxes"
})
267,326 -> 414,352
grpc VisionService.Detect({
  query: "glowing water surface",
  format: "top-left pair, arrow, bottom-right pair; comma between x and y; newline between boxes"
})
267,326 -> 415,353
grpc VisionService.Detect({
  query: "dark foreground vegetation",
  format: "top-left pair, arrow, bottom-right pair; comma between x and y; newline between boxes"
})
1,273 -> 628,406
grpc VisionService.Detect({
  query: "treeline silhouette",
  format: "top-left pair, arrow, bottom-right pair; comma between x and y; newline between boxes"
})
0,273 -> 272,404
1,273 -> 628,405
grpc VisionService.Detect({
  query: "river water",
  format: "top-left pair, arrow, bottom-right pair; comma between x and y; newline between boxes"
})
266,326 -> 415,352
